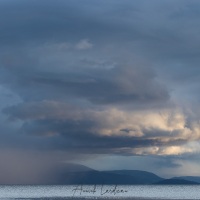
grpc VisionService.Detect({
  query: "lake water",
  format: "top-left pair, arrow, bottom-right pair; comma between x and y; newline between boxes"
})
0,185 -> 200,199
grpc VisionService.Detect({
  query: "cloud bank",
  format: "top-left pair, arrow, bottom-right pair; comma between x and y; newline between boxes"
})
0,0 -> 200,178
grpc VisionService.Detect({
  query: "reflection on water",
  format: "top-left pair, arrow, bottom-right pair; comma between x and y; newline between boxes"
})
0,185 -> 200,199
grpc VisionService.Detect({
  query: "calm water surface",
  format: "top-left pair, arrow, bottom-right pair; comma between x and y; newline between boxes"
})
0,185 -> 199,200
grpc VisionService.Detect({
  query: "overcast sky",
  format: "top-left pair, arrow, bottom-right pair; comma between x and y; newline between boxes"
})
1,0 -> 200,182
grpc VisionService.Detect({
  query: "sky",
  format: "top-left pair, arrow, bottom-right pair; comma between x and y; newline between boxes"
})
1,0 -> 200,182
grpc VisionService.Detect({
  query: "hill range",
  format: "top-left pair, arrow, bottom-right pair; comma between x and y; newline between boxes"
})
38,163 -> 200,185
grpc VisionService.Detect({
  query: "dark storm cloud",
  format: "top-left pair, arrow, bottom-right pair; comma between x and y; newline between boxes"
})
0,0 -> 199,89
0,0 -> 198,56
0,48 -> 169,105
5,117 -> 187,154
30,65 -> 169,105
0,0 -> 140,46
0,0 -> 200,161
2,101 -> 189,155
0,0 -> 81,45
1,0 -> 200,78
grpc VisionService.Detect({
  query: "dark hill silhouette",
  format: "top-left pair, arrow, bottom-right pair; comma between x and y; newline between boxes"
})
103,170 -> 163,184
172,176 -> 200,183
53,171 -> 154,185
46,163 -> 200,185
48,163 -> 164,185
5,162 -> 200,185
154,178 -> 199,185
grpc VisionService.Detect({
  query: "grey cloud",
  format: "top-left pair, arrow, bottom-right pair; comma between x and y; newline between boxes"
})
0,0 -> 137,46
3,101 -> 189,154
34,65 -> 169,105
75,39 -> 93,50
1,0 -> 200,179
17,119 -> 186,153
0,55 -> 170,105
1,0 -> 200,87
